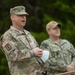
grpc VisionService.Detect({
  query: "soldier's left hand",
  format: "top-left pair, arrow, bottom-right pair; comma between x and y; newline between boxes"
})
67,65 -> 74,72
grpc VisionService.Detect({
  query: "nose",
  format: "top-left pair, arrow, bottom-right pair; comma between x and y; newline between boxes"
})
23,15 -> 26,18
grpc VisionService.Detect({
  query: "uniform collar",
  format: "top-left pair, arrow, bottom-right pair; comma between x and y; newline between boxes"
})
48,38 -> 67,45
10,26 -> 25,35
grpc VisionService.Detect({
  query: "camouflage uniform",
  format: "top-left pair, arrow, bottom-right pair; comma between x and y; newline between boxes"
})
40,38 -> 75,75
0,26 -> 46,75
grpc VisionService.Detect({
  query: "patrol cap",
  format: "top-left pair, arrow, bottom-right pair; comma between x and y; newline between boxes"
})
10,6 -> 28,15
46,21 -> 62,31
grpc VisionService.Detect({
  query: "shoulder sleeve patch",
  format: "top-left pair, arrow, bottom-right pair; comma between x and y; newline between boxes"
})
2,41 -> 12,51
5,43 -> 12,51
2,41 -> 8,47
41,43 -> 48,48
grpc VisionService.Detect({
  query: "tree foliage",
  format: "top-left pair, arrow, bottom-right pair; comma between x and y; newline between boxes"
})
0,0 -> 75,75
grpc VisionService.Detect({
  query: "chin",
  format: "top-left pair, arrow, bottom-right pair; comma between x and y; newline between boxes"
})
22,24 -> 25,27
56,34 -> 60,37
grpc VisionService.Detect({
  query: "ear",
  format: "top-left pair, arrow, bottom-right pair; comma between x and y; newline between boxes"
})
47,29 -> 51,36
10,15 -> 15,21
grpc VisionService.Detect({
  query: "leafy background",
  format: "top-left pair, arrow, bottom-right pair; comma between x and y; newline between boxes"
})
0,0 -> 75,75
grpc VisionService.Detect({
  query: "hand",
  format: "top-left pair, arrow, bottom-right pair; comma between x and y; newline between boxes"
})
33,47 -> 43,57
66,65 -> 74,75
67,65 -> 74,72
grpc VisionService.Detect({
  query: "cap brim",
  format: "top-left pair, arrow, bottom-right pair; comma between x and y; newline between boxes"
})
15,12 -> 29,15
52,23 -> 62,29
57,24 -> 62,28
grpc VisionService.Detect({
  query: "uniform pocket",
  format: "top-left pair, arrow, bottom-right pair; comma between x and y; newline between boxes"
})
51,47 -> 60,57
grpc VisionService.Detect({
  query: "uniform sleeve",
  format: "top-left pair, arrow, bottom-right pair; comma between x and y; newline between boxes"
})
70,43 -> 75,67
1,35 -> 35,61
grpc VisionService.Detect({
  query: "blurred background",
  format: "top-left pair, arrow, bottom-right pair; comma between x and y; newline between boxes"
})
0,0 -> 75,75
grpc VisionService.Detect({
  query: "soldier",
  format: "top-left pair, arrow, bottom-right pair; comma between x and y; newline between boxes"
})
0,6 -> 47,75
40,21 -> 75,75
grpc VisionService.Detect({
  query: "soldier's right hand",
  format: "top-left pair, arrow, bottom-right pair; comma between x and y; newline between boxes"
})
33,47 -> 43,57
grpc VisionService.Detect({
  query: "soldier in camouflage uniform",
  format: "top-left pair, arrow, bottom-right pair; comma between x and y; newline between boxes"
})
40,21 -> 75,75
0,6 -> 47,75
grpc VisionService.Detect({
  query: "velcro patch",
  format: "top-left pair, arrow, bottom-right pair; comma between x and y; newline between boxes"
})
5,43 -> 12,51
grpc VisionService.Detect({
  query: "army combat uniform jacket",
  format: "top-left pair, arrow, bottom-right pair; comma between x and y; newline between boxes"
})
40,38 -> 75,75
0,26 -> 45,75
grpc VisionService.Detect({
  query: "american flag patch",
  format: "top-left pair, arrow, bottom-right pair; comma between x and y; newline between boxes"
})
2,41 -> 8,47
